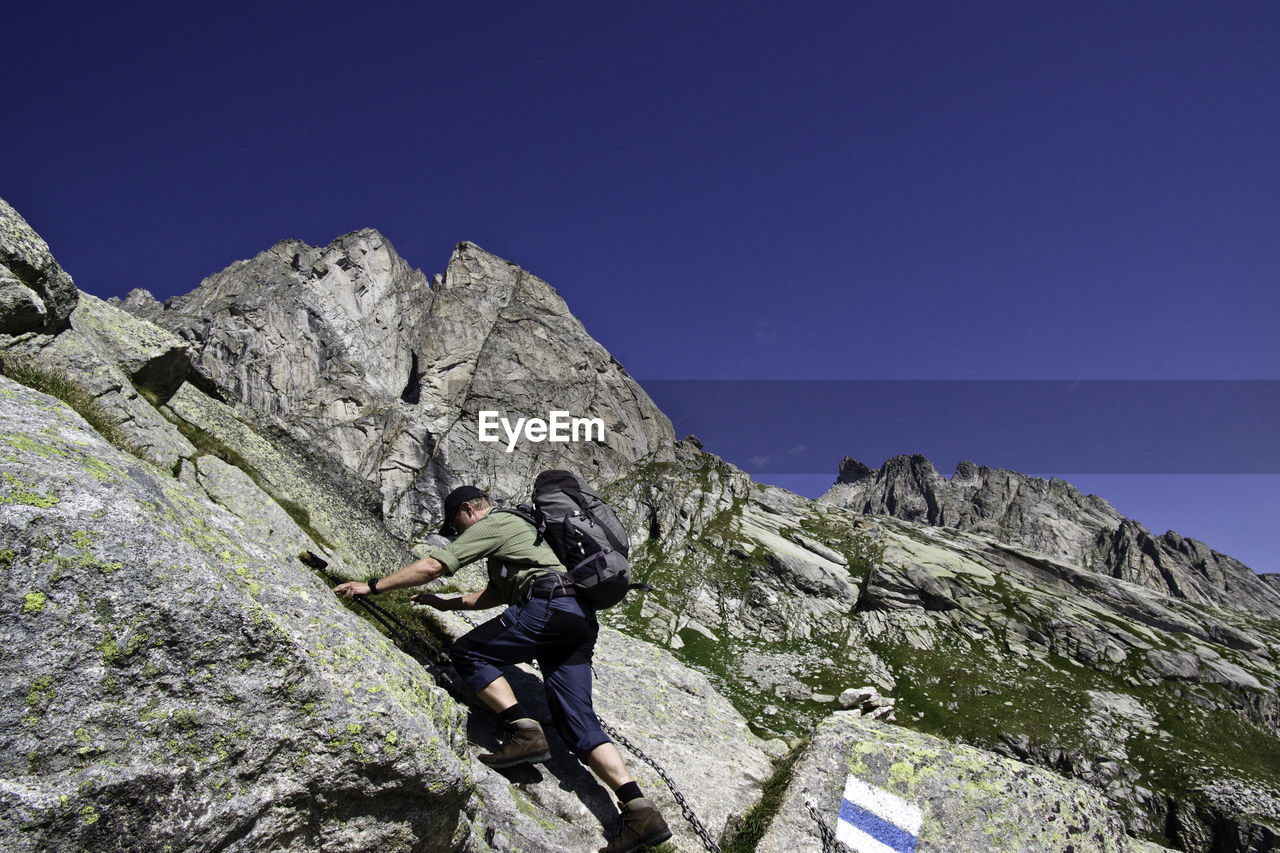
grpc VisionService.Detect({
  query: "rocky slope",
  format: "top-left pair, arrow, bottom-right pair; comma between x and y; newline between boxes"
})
601,448 -> 1279,850
3,197 -> 1278,852
0,375 -> 475,852
1,200 -> 768,853
823,454 -> 1280,617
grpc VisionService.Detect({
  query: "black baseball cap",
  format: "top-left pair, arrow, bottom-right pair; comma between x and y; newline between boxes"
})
440,485 -> 488,536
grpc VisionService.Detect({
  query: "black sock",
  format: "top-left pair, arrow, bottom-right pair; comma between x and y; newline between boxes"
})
615,781 -> 643,804
497,703 -> 528,725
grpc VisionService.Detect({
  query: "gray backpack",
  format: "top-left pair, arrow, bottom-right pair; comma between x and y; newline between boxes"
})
500,470 -> 644,609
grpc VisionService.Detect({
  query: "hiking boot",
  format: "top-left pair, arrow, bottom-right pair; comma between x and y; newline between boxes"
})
600,797 -> 672,853
478,718 -> 551,768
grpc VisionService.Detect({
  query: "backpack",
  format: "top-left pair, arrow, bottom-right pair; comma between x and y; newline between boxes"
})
500,469 -> 646,610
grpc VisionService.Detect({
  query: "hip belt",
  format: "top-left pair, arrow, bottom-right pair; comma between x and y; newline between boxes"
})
524,573 -> 578,601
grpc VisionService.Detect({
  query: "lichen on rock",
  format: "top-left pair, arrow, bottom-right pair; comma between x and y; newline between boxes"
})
0,376 -> 475,852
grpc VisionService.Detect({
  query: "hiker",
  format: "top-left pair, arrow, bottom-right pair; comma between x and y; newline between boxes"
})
334,485 -> 671,853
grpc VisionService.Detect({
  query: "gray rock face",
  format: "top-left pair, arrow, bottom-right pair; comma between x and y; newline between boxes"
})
756,711 -> 1133,852
0,199 -> 78,334
160,380 -> 414,582
1,293 -> 195,471
138,236 -> 676,544
823,454 -> 1280,616
0,376 -> 476,852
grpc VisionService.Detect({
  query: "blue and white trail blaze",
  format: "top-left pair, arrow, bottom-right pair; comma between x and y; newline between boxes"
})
836,774 -> 923,853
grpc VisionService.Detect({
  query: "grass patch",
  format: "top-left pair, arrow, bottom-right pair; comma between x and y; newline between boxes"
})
722,738 -> 808,852
0,354 -> 138,455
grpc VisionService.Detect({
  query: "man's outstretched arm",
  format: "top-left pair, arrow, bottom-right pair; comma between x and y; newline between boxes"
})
333,555 -> 448,598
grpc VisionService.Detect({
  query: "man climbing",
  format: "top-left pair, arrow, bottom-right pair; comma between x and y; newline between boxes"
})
334,485 -> 672,853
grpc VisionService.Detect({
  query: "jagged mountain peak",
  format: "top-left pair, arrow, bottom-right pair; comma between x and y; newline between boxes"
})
842,453 -> 1113,505
129,230 -> 674,541
823,452 -> 1280,617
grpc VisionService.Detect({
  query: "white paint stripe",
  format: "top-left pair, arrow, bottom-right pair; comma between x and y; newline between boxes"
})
842,775 -> 924,836
836,821 -> 903,853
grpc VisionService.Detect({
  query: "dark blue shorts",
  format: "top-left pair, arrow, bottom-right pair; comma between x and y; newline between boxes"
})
451,594 -> 611,759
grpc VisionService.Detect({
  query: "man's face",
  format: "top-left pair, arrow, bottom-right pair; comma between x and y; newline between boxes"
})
452,500 -> 486,534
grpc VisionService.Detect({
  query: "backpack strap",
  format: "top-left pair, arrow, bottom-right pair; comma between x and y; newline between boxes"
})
492,505 -> 546,549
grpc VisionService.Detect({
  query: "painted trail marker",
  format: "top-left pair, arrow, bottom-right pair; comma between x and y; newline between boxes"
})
836,774 -> 924,853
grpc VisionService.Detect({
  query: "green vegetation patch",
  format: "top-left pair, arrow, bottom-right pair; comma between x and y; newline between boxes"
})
872,630 -> 1280,842
723,739 -> 809,853
0,354 -> 137,457
26,675 -> 55,708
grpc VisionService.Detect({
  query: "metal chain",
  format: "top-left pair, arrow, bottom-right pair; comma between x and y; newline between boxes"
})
596,714 -> 722,853
348,594 -> 456,684
805,799 -> 852,853
334,580 -> 721,852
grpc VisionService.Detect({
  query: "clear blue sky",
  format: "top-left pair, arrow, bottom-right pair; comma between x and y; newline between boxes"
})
3,2 -> 1276,571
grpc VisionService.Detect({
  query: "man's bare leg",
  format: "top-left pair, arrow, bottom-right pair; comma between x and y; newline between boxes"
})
473,676 -> 550,768
587,742 -> 635,791
475,676 -> 519,713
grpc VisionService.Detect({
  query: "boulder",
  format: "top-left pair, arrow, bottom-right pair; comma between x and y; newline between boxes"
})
0,264 -> 49,334
0,293 -> 196,471
61,293 -> 189,403
755,711 -> 1135,852
0,199 -> 78,334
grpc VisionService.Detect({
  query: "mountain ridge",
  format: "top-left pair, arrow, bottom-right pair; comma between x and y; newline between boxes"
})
3,198 -> 1277,852
823,453 -> 1280,616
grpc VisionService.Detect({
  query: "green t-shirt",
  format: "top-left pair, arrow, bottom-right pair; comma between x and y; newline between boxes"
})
431,510 -> 564,605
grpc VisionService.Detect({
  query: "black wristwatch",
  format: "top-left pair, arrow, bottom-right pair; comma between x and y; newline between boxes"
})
367,577 -> 381,595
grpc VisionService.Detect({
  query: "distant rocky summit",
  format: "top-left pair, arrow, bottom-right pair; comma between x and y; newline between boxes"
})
3,197 -> 1277,852
823,454 -> 1280,617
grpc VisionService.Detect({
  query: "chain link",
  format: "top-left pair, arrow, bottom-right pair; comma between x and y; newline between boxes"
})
596,714 -> 722,853
341,585 -> 721,852
805,799 -> 852,853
